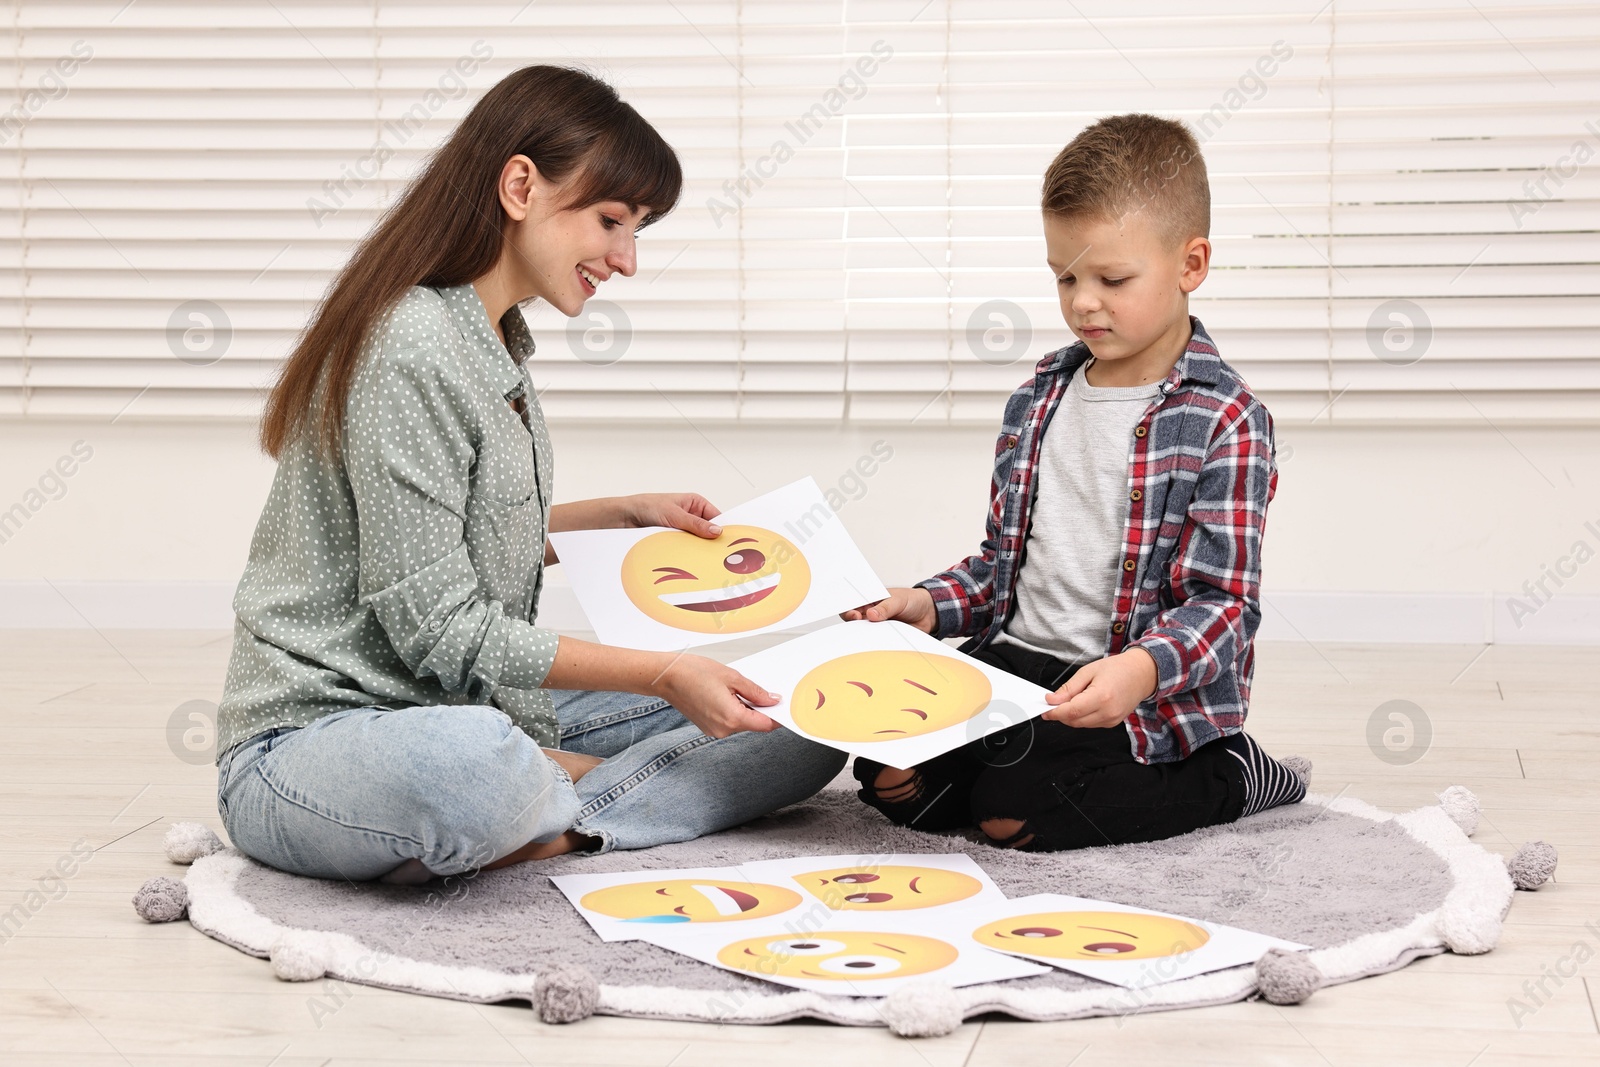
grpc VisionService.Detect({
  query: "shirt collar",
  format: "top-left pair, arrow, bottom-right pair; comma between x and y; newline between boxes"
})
1034,315 -> 1223,391
435,283 -> 537,399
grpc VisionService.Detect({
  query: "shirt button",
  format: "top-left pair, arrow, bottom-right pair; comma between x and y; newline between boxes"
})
1123,559 -> 1136,572
1130,489 -> 1142,502
1005,435 -> 1018,449
1111,621 -> 1126,634
1134,425 -> 1148,438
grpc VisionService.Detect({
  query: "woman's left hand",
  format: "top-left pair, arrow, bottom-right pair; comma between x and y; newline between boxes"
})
622,493 -> 723,539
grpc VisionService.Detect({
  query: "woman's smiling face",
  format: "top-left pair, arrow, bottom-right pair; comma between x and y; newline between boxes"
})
496,155 -> 651,317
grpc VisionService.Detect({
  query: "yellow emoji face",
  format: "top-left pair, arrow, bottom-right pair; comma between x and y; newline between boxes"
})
717,931 -> 959,982
973,911 -> 1211,961
579,879 -> 803,926
619,525 -> 812,634
800,865 -> 984,911
791,651 -> 992,742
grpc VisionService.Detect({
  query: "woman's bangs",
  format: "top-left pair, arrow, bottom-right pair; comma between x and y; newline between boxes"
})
564,113 -> 684,227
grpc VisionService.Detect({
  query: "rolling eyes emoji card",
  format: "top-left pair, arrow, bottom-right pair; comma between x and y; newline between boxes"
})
547,478 -> 887,652
727,620 -> 1053,768
968,894 -> 1309,988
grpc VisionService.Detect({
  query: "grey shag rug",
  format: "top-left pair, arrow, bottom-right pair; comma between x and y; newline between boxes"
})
171,784 -> 1518,1030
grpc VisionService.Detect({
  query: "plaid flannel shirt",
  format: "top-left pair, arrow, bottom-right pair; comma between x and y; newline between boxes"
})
917,317 -> 1277,764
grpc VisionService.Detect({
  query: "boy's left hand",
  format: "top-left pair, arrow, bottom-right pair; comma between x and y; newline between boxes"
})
1044,648 -> 1159,728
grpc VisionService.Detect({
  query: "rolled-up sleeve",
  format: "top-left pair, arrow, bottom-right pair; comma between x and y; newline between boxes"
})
342,344 -> 560,697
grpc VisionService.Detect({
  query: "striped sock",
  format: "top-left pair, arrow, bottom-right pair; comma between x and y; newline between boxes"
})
1221,732 -> 1308,818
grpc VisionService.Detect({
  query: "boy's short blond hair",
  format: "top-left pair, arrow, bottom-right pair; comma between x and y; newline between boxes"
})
1041,114 -> 1209,247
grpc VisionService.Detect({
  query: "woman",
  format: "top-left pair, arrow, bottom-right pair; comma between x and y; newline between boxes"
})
216,66 -> 846,884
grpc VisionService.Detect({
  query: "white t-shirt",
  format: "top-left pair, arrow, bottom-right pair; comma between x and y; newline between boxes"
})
995,360 -> 1161,666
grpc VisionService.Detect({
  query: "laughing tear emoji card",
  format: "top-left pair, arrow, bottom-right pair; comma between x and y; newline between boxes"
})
550,866 -> 808,942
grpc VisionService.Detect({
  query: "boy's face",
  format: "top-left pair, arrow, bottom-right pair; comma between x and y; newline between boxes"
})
1043,210 -> 1210,381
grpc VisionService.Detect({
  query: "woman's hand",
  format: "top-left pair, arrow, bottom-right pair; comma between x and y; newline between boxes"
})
1043,648 -> 1159,728
543,637 -> 776,739
840,586 -> 938,634
621,493 -> 723,539
546,493 -> 723,566
651,653 -> 780,739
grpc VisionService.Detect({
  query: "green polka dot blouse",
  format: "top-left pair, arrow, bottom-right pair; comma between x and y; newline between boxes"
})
217,284 -> 561,759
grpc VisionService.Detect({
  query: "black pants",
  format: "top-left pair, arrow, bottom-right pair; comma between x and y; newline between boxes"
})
854,640 -> 1245,852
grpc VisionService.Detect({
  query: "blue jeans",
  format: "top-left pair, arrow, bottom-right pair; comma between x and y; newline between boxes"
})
215,690 -> 846,881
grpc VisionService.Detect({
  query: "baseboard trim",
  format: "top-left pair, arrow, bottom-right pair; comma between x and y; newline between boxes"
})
1260,590 -> 1600,645
2,579 -> 1597,645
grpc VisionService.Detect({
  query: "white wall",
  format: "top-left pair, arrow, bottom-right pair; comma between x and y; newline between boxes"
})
2,416 -> 1596,642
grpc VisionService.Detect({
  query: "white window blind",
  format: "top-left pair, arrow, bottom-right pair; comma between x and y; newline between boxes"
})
3,0 -> 1595,425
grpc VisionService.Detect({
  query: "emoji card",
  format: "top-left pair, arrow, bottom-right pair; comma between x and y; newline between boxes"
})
549,867 -> 809,943
727,620 -> 1053,768
548,477 -> 888,652
740,853 -> 1008,917
631,917 -> 1049,997
967,894 -> 1309,988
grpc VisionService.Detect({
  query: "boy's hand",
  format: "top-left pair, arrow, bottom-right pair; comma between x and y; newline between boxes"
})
841,586 -> 937,634
1044,648 -> 1159,728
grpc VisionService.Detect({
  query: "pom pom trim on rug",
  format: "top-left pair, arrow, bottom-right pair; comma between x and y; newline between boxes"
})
1255,948 -> 1323,1005
534,964 -> 600,1023
164,822 -> 225,865
1436,786 -> 1481,837
132,876 -> 188,922
169,790 -> 1519,1030
271,930 -> 332,982
880,981 -> 964,1037
1507,841 -> 1558,890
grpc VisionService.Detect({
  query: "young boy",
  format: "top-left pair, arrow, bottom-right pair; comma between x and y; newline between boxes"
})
844,114 -> 1305,851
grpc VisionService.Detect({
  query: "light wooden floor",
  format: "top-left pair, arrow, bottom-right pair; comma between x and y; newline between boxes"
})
1,630 -> 1596,1066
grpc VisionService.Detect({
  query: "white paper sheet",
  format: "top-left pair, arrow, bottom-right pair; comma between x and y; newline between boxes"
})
738,852 -> 1008,917
726,620 -> 1053,768
631,914 -> 1050,997
962,893 -> 1309,989
548,867 -> 811,943
547,478 -> 888,651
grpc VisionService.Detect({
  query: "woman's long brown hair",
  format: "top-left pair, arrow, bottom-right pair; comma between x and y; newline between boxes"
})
260,65 -> 683,460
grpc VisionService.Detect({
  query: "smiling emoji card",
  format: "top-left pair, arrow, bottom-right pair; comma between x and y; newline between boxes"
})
550,867 -> 807,942
618,524 -> 811,634
548,478 -> 887,652
969,894 -> 1309,989
727,620 -> 1053,768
